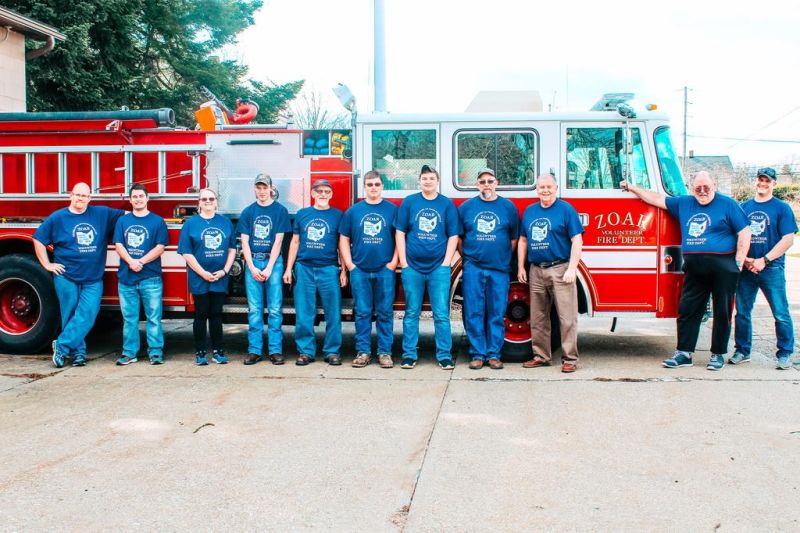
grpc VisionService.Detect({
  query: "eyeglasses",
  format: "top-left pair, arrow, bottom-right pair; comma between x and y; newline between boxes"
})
314,189 -> 332,196
200,197 -> 217,202
693,186 -> 711,194
364,182 -> 383,188
478,179 -> 497,185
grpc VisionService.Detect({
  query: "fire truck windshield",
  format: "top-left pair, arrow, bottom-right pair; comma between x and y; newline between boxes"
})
654,126 -> 687,196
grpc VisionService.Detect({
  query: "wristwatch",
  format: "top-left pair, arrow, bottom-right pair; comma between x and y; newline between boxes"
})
763,256 -> 771,266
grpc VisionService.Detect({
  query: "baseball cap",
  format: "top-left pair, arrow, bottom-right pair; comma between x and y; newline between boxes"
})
312,179 -> 332,190
254,173 -> 272,185
756,167 -> 777,181
477,167 -> 496,179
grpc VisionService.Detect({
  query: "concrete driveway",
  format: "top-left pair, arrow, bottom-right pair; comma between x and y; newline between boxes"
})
1,258 -> 798,531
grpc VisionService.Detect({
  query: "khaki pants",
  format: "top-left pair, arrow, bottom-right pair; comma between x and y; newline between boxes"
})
528,263 -> 579,363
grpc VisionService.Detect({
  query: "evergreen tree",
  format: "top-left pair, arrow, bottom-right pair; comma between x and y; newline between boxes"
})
7,0 -> 302,124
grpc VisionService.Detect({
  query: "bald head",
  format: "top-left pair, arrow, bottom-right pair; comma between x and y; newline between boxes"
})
68,182 -> 92,213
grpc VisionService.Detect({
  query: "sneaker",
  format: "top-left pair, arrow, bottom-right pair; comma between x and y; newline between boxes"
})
195,352 -> 209,366
776,356 -> 792,370
439,358 -> 455,370
116,356 -> 138,366
400,358 -> 416,369
377,354 -> 394,368
352,352 -> 371,368
72,354 -> 87,367
662,351 -> 693,368
150,355 -> 164,365
212,350 -> 229,364
51,340 -> 65,369
728,352 -> 751,365
706,354 -> 724,371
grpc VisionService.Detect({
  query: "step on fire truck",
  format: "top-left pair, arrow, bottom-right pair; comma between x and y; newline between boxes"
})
0,93 -> 688,357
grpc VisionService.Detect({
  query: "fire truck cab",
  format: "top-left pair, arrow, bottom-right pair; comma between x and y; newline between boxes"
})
0,95 -> 688,356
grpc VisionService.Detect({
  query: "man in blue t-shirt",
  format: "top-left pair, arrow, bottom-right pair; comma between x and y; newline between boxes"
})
32,182 -> 124,368
238,174 -> 291,366
394,165 -> 461,370
113,184 -> 169,366
622,171 -> 751,371
731,167 -> 797,369
339,170 -> 398,369
283,179 -> 346,366
517,174 -> 584,373
458,168 -> 519,370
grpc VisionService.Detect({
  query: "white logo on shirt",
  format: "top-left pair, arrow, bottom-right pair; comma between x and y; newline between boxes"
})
364,220 -> 382,236
529,218 -> 550,242
419,216 -> 438,233
687,214 -> 710,238
307,226 -> 326,241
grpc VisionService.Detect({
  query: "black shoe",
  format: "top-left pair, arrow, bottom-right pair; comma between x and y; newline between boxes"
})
324,354 -> 342,366
269,353 -> 285,365
244,353 -> 263,365
296,354 -> 314,366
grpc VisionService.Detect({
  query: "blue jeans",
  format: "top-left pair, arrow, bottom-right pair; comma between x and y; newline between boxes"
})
245,256 -> 284,355
350,266 -> 395,354
401,265 -> 452,362
53,276 -> 103,357
462,262 -> 510,361
118,277 -> 164,358
734,265 -> 794,358
293,263 -> 341,358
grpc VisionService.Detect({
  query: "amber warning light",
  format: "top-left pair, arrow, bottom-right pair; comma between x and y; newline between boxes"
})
646,104 -> 658,111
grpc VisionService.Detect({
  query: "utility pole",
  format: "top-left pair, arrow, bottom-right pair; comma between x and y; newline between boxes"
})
374,0 -> 387,112
682,86 -> 691,173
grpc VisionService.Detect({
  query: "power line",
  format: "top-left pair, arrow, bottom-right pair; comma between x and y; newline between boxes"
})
726,104 -> 800,149
689,135 -> 800,144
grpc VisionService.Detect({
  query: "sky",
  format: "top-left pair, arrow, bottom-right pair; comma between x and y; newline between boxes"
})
234,0 -> 800,168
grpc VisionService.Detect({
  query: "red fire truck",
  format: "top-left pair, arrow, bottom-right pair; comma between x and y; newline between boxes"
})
0,94 -> 688,356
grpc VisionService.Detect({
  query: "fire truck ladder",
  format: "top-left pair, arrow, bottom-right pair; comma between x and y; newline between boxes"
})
0,144 -> 211,196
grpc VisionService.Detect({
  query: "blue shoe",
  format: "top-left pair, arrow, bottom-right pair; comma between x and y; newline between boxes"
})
707,354 -> 724,371
211,350 -> 228,364
662,351 -> 693,368
438,358 -> 455,370
150,355 -> 164,365
52,340 -> 65,369
776,355 -> 792,370
72,354 -> 87,367
400,358 -> 416,369
116,356 -> 138,366
728,352 -> 751,365
196,351 -> 209,366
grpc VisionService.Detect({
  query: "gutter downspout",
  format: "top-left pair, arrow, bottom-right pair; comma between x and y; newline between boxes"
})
25,35 -> 54,60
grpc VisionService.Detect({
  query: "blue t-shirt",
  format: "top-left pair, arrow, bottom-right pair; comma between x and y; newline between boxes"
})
33,205 -> 124,283
741,197 -> 798,266
236,201 -> 291,259
340,199 -> 397,272
293,206 -> 343,267
394,193 -> 461,274
177,214 -> 236,294
113,212 -> 169,285
520,199 -> 584,264
665,193 -> 748,254
459,195 -> 519,272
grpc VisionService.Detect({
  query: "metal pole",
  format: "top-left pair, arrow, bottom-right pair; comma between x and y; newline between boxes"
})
374,0 -> 387,112
682,86 -> 688,173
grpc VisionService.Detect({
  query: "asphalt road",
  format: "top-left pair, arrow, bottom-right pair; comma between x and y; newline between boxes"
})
0,258 -> 798,531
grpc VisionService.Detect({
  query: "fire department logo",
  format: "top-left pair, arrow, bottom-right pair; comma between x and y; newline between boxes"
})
73,223 -> 97,247
360,212 -> 387,239
529,218 -> 550,242
747,211 -> 768,237
305,219 -> 330,243
474,212 -> 498,235
201,228 -> 225,250
687,214 -> 710,238
124,225 -> 148,249
253,216 -> 272,240
416,209 -> 440,233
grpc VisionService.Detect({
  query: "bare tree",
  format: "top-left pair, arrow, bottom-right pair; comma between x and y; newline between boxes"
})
287,88 -> 350,130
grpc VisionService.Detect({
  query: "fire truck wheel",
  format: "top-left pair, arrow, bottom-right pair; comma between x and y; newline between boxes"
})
501,305 -> 561,363
0,254 -> 60,354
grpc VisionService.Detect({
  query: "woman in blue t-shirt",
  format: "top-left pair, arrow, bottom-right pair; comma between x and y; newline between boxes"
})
177,189 -> 236,365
